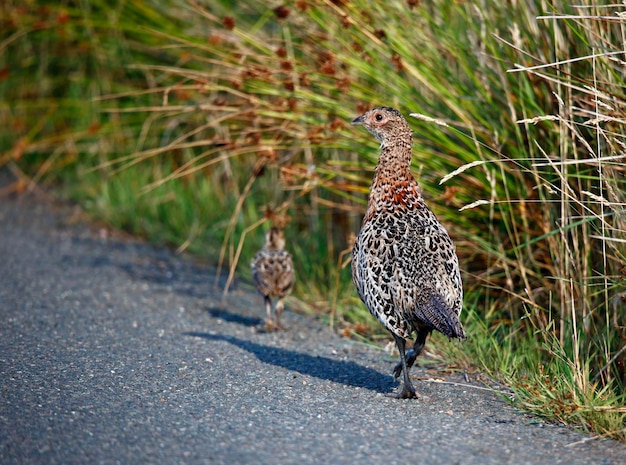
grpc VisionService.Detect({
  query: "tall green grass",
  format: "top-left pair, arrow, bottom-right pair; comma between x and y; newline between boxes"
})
3,1 -> 625,440
0,1 -> 185,187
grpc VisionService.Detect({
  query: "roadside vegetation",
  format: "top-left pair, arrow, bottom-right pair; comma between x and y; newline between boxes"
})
2,0 -> 625,440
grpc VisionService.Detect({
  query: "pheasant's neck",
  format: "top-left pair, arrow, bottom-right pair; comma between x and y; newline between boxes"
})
372,138 -> 415,186
364,138 -> 423,217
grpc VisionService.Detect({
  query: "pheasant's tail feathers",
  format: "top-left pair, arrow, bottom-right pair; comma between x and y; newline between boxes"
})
419,294 -> 465,340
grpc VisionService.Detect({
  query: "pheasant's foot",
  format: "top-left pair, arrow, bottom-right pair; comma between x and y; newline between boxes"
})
386,385 -> 419,399
262,319 -> 286,332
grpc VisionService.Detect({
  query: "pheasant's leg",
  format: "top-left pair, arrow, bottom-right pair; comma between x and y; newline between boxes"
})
264,296 -> 278,330
264,295 -> 272,320
393,327 -> 429,379
388,334 -> 418,399
274,297 -> 286,330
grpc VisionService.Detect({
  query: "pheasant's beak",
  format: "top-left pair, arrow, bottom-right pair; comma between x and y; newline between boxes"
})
351,114 -> 365,125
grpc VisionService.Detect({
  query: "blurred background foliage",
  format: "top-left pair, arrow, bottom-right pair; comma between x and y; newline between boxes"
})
2,0 -> 625,439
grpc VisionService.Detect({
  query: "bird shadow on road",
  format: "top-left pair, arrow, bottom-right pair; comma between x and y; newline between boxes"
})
184,332 -> 397,394
58,235 -> 231,301
206,307 -> 264,327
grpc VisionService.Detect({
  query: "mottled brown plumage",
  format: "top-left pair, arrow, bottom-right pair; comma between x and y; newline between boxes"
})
251,227 -> 295,330
351,107 -> 465,399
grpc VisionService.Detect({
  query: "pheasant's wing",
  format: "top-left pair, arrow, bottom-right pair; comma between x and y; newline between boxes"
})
352,218 -> 414,339
390,208 -> 464,338
251,251 -> 273,297
274,251 -> 295,297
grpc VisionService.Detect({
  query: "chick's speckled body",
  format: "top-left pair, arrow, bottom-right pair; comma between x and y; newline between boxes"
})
251,227 -> 295,330
351,107 -> 465,399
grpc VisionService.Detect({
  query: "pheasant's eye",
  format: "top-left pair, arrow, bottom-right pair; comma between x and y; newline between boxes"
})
375,113 -> 383,122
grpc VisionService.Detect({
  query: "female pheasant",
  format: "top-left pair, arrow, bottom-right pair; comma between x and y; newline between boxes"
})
351,107 -> 465,399
251,227 -> 295,330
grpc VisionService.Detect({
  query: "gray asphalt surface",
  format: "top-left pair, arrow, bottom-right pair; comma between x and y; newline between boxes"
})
1,174 -> 626,465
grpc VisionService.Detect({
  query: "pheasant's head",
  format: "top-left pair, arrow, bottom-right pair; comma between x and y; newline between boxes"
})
351,107 -> 412,146
265,227 -> 286,251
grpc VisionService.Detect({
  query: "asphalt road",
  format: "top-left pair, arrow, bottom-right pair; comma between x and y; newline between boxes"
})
1,175 -> 626,465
